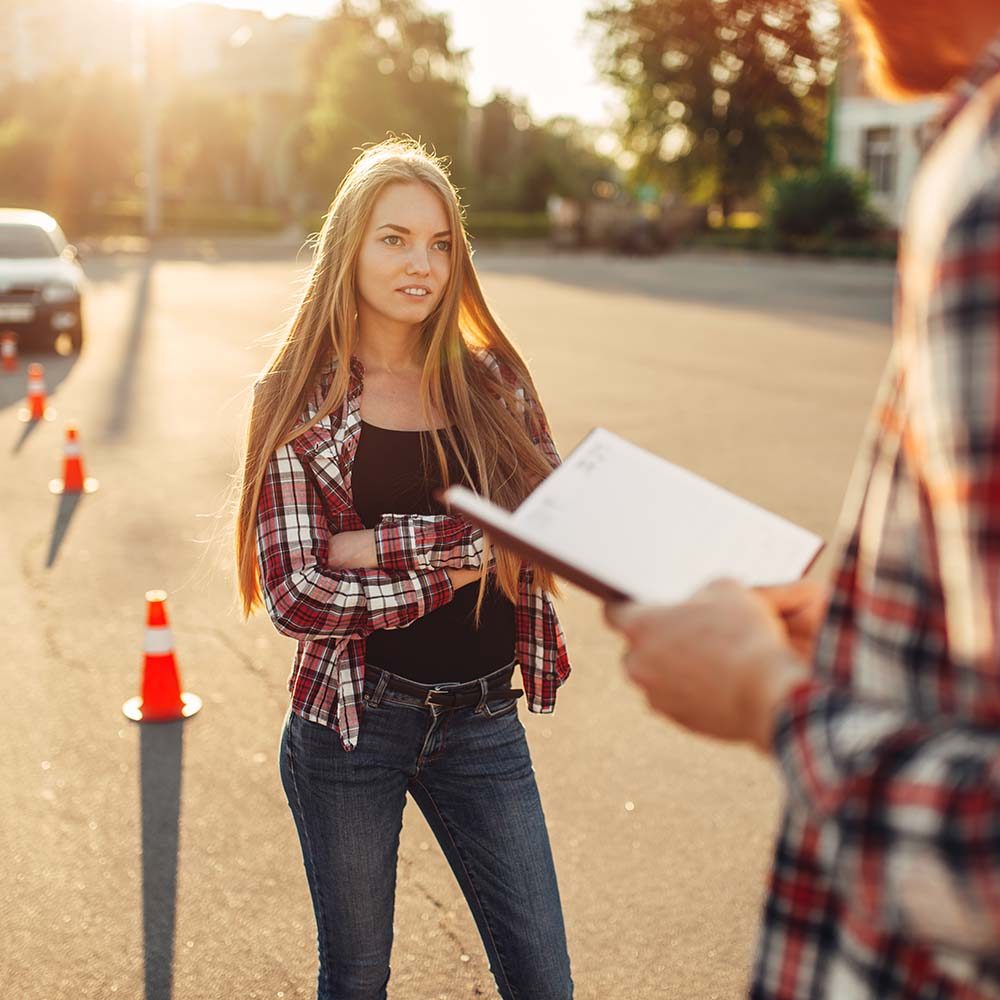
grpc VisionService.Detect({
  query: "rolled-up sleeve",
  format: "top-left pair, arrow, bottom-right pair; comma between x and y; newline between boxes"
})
256,442 -> 454,641
374,513 -> 485,572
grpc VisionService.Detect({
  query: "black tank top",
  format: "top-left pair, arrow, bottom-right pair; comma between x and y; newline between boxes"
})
351,420 -> 516,683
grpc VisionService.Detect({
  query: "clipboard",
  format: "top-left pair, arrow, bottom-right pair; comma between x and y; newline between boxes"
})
441,428 -> 824,603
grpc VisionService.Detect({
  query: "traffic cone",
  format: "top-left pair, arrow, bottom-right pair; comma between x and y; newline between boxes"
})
1,333 -> 16,373
18,363 -> 55,422
123,591 -> 202,723
49,423 -> 99,495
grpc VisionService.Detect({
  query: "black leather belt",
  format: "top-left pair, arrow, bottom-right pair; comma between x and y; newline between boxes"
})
373,667 -> 524,709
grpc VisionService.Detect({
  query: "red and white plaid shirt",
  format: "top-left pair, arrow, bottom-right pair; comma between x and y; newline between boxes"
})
255,349 -> 571,751
753,36 -> 1000,999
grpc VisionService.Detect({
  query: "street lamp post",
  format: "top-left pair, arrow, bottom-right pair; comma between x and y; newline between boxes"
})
142,3 -> 161,238
824,68 -> 839,170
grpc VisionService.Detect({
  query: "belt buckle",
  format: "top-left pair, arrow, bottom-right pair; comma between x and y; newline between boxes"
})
424,687 -> 450,707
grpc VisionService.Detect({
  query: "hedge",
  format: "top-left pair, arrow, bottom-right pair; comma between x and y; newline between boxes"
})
302,210 -> 550,242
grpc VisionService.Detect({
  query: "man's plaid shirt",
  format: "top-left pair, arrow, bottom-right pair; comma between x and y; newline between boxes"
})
752,36 -> 1000,1000
255,349 -> 571,751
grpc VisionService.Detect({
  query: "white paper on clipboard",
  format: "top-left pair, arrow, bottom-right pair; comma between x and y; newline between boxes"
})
443,427 -> 824,603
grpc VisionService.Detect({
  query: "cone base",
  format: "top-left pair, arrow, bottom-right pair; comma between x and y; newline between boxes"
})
122,691 -> 203,723
18,407 -> 55,423
49,477 -> 99,495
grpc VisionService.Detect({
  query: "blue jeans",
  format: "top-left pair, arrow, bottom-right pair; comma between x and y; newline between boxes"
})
279,661 -> 574,1000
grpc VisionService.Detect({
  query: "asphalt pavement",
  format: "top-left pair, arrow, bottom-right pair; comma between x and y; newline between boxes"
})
0,239 -> 894,999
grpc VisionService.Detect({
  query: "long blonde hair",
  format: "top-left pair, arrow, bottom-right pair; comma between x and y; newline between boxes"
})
235,137 -> 557,619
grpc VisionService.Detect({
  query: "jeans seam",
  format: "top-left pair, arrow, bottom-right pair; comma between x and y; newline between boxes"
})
410,774 -> 517,1000
364,697 -> 427,715
285,722 -> 334,995
483,698 -> 519,720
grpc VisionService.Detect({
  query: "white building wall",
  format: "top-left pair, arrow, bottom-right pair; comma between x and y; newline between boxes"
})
836,96 -> 940,226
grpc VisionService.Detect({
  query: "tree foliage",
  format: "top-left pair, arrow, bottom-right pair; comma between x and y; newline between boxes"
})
298,0 -> 470,202
475,96 -> 615,211
160,87 -> 258,204
0,71 -> 140,229
589,0 -> 838,212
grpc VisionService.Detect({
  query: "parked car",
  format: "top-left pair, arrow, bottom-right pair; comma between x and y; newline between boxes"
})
0,209 -> 85,353
548,194 -> 707,254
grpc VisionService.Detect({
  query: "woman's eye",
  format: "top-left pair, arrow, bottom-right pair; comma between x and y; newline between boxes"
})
433,240 -> 451,252
382,235 -> 402,246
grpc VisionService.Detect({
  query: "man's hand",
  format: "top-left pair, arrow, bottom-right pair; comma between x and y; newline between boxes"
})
755,579 -> 830,661
327,529 -> 378,570
605,579 -> 812,754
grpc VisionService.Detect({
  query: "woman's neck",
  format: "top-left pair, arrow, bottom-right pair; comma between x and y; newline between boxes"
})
356,312 -> 423,374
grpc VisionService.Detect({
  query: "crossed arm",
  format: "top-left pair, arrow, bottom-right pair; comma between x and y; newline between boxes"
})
256,442 -> 464,640
327,370 -> 561,577
326,513 -> 486,574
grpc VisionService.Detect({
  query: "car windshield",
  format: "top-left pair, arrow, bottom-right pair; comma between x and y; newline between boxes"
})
0,224 -> 59,259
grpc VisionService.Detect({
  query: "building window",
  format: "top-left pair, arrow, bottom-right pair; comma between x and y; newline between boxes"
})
863,126 -> 897,195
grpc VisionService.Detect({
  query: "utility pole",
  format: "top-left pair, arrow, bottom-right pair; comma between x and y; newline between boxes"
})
824,68 -> 838,170
142,4 -> 161,238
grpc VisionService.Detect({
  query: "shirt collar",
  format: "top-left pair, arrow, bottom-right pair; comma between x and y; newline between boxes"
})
923,31 -> 1000,148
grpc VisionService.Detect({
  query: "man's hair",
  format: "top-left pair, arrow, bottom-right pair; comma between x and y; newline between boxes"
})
842,0 -> 976,98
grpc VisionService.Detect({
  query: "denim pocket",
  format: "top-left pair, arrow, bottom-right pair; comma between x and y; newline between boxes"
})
362,686 -> 425,715
481,697 -> 519,719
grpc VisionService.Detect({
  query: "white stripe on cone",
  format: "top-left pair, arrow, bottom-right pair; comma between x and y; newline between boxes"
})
144,625 -> 175,656
28,379 -> 43,392
64,442 -> 81,457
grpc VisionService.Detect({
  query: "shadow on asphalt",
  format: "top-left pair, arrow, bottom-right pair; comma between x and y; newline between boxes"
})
45,491 -> 83,567
102,258 -> 153,441
10,413 -> 46,454
140,719 -> 184,1000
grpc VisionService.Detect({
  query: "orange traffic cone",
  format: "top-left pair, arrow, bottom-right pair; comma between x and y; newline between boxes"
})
123,591 -> 202,723
1,333 -> 16,373
49,423 -> 99,495
18,362 -> 55,422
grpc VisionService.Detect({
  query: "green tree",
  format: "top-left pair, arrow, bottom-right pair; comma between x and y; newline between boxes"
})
160,87 -> 257,204
45,70 -> 140,229
0,115 -> 55,205
589,0 -> 838,217
474,96 -> 615,211
298,0 -> 469,204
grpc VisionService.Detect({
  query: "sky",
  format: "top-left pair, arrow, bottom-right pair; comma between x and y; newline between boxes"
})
189,0 -> 625,126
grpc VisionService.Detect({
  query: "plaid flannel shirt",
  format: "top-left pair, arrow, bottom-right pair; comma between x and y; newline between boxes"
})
255,349 -> 571,751
752,36 -> 1000,999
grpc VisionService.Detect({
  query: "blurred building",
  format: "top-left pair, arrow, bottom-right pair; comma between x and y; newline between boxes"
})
0,1 -> 135,83
833,38 -> 941,227
159,4 -> 315,209
0,0 -> 315,210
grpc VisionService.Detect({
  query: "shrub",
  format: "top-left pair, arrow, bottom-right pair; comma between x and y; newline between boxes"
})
767,169 -> 877,239
465,211 -> 549,241
77,201 -> 285,238
302,210 -> 550,242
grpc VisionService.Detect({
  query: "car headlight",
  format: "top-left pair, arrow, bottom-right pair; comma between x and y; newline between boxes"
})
41,282 -> 79,304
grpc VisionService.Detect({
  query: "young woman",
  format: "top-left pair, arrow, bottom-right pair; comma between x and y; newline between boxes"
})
234,138 -> 574,1000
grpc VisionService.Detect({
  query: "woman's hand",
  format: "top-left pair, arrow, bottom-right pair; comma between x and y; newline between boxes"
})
447,568 -> 481,590
327,529 -> 378,570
